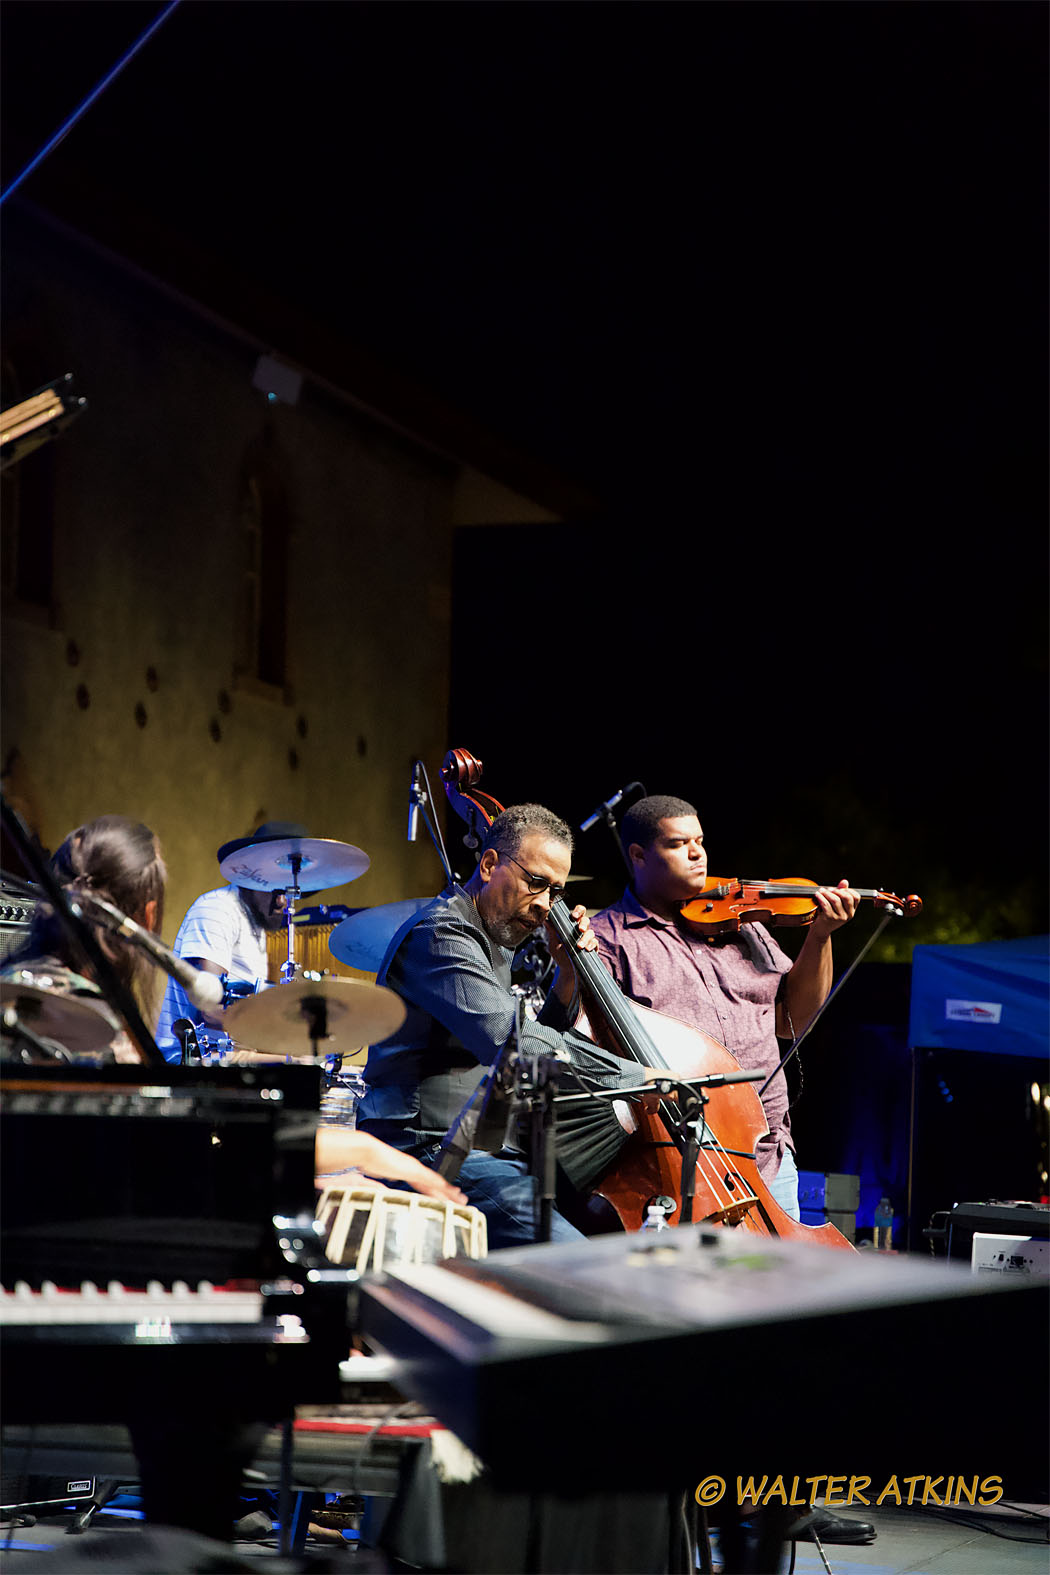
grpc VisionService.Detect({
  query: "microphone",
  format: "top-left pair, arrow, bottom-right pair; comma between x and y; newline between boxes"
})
667,1068 -> 765,1088
407,760 -> 423,843
77,891 -> 225,1013
579,781 -> 643,834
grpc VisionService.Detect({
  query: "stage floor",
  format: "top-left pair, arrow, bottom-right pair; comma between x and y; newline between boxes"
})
0,1499 -> 1047,1572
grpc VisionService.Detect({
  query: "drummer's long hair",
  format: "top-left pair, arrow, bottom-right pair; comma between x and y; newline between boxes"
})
13,815 -> 167,1024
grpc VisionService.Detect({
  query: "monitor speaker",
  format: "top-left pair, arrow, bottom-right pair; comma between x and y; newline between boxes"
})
1,1472 -> 99,1510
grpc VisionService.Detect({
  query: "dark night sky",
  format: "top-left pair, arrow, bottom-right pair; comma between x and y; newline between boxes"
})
2,1 -> 1047,940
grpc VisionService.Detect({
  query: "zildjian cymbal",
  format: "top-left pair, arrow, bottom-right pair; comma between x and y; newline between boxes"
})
222,975 -> 405,1062
218,837 -> 370,893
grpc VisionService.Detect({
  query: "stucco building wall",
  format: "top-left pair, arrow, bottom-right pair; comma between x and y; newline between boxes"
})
2,210 -> 465,937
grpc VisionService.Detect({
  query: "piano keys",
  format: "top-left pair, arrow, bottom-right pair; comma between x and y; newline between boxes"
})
0,1278 -> 269,1326
0,1062 -> 357,1422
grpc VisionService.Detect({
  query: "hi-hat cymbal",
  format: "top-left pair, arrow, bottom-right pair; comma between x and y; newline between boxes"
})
222,976 -> 405,1062
219,837 -> 370,893
1,977 -> 120,1055
328,899 -> 432,973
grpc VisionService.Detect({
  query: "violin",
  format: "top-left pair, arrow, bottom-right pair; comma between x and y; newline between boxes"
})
680,877 -> 922,938
439,747 -> 853,1249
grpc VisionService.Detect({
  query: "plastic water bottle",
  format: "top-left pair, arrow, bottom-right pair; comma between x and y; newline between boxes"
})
641,1197 -> 675,1231
874,1196 -> 894,1251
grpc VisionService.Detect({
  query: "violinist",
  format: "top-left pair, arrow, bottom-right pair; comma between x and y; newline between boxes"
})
356,804 -> 661,1247
588,796 -> 860,1222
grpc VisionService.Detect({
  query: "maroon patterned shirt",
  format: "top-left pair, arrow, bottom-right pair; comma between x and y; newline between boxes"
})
589,888 -> 795,1182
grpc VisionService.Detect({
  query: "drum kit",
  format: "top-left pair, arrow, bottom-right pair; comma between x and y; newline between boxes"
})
209,832 -> 409,1126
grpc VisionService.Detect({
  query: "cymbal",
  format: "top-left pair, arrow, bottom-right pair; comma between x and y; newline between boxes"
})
328,899 -> 432,973
219,837 -> 370,893
222,976 -> 405,1062
1,977 -> 120,1055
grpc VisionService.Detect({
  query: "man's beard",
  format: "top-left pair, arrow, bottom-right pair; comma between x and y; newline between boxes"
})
486,914 -> 540,951
238,888 -> 287,932
259,895 -> 288,931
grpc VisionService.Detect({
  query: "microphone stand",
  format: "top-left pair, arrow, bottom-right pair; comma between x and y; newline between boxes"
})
434,995 -> 563,1242
579,781 -> 645,880
502,996 -> 563,1245
0,795 -> 166,1067
598,802 -> 635,880
279,856 -> 303,984
409,759 -> 460,886
435,1009 -> 519,1184
670,1084 -> 705,1226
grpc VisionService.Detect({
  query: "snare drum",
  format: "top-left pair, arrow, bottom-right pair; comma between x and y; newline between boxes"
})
316,1183 -> 487,1272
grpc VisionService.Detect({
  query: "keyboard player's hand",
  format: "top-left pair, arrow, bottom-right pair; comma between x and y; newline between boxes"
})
315,1129 -> 468,1205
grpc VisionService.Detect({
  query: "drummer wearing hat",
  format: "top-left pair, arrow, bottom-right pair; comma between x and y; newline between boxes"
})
154,819 -> 307,1063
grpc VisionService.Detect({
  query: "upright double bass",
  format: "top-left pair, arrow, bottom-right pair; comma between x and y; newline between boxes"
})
441,748 -> 854,1250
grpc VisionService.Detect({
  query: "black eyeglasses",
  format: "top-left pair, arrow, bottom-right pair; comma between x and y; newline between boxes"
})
500,853 -> 567,902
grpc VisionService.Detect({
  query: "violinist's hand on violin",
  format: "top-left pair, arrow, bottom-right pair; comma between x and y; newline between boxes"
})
809,880 -> 861,936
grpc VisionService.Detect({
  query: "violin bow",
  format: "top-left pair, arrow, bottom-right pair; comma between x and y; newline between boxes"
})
756,906 -> 901,1098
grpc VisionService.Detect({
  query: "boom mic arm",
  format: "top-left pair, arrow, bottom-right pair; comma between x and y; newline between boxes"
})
78,891 -> 226,1013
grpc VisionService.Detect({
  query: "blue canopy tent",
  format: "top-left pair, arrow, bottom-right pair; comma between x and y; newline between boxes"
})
907,936 -> 1048,1250
909,936 -> 1049,1059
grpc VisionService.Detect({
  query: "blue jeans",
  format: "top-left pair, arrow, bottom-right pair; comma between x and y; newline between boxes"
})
441,1149 -> 584,1250
769,1147 -> 801,1221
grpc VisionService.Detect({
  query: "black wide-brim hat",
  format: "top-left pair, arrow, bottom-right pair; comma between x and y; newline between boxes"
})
216,820 -> 310,867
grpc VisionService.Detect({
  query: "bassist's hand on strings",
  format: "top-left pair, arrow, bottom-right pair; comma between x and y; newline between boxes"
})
546,902 -> 597,1007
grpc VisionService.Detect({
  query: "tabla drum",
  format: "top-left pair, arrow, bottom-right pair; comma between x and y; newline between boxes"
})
316,1182 -> 487,1273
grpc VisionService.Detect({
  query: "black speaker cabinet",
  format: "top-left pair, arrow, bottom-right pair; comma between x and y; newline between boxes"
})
908,1047 -> 1047,1252
1,1473 -> 100,1511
